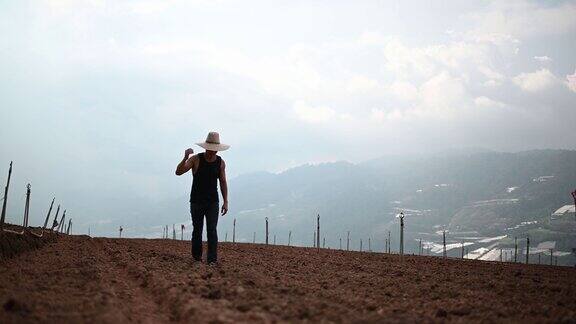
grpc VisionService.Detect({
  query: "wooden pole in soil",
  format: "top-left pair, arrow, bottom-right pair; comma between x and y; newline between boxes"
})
385,238 -> 388,254
225,232 -> 228,242
388,231 -> 391,253
514,237 -> 518,263
51,205 -> 60,231
316,214 -> 320,252
172,224 -> 176,240
265,217 -> 269,245
347,231 -> 350,251
253,231 -> 256,244
0,161 -> 13,232
181,225 -> 185,241
274,234 -> 276,245
461,241 -> 464,259
550,248 -> 553,265
58,210 -> 66,233
313,231 -> 316,248
233,218 -> 236,243
538,252 -> 541,264
525,236 -> 530,264
500,248 -> 503,262
442,230 -> 446,258
42,198 -> 55,230
66,218 -> 71,235
23,184 -> 31,229
119,226 -> 123,238
288,230 -> 291,246
572,190 -> 576,222
360,239 -> 363,252
419,239 -> 422,256
323,237 -> 325,248
368,238 -> 371,252
339,237 -> 342,250
399,212 -> 404,256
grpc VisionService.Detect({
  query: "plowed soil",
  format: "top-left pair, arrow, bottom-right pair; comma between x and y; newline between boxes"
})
1,235 -> 575,323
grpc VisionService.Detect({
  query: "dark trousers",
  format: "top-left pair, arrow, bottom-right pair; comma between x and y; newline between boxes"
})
190,202 -> 219,263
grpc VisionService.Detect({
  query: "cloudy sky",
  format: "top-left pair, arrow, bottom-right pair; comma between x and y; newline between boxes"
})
0,0 -> 575,227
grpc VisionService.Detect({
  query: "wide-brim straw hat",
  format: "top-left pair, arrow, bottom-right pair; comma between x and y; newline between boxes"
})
196,131 -> 230,151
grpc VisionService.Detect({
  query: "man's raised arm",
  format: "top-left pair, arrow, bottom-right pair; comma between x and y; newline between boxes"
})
175,148 -> 194,175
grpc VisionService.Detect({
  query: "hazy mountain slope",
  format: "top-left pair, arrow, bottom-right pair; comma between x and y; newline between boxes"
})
97,150 -> 575,263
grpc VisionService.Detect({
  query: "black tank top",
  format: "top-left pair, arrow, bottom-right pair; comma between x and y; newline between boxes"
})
190,153 -> 221,203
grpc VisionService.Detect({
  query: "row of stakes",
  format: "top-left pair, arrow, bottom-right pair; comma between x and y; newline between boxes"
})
0,162 -> 72,238
156,211 -> 563,266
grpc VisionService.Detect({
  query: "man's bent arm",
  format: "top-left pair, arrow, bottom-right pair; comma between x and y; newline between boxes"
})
175,148 -> 194,175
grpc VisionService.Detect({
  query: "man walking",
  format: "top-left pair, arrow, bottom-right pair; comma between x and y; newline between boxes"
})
175,131 -> 229,264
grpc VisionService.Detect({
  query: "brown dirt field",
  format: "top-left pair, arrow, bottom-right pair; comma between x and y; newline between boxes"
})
1,235 -> 575,323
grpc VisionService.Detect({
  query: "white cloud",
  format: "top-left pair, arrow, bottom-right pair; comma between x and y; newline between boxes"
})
534,55 -> 552,63
467,1 -> 576,39
512,69 -> 558,92
478,66 -> 505,87
420,72 -> 466,115
345,75 -> 380,95
474,96 -> 507,108
388,81 -> 418,101
370,108 -> 406,123
567,70 -> 576,93
293,101 -> 335,123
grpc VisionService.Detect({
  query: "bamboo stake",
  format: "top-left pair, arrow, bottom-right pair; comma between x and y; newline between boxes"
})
399,212 -> 404,256
514,237 -> 518,262
313,231 -> 316,248
347,231 -> 350,251
525,236 -> 530,264
316,214 -> 320,252
0,161 -> 13,231
51,205 -> 60,231
265,217 -> 269,245
57,210 -> 66,233
444,233 -> 449,257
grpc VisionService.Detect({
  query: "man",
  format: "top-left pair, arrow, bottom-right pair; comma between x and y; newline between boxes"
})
175,131 -> 229,264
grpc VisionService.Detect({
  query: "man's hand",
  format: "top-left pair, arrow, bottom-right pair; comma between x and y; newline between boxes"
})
184,148 -> 194,159
221,201 -> 228,216
176,148 -> 194,176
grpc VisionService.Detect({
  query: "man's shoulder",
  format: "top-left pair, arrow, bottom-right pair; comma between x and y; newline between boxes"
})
187,154 -> 200,163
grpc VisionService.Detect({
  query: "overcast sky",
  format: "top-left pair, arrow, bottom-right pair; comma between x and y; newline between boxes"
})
0,0 -> 575,225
